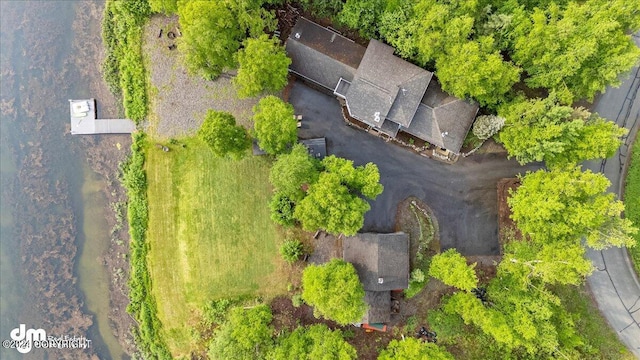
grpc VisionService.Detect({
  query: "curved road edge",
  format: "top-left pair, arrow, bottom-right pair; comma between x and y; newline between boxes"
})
585,34 -> 640,358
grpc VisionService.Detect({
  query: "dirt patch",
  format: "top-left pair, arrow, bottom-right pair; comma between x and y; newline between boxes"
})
307,231 -> 341,265
497,178 -> 524,250
143,15 -> 263,139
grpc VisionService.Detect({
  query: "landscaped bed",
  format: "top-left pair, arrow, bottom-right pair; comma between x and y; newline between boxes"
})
145,137 -> 289,356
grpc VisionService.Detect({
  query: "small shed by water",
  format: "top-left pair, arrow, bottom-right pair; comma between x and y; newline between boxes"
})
69,99 -> 136,135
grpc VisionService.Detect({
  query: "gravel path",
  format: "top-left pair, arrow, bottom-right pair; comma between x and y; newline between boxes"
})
143,15 -> 261,139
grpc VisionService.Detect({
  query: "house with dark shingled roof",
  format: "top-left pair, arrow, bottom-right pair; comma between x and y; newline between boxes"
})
343,232 -> 410,325
285,17 -> 479,155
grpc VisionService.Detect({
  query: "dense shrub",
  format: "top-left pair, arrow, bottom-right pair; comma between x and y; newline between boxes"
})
122,133 -> 171,359
280,239 -> 304,264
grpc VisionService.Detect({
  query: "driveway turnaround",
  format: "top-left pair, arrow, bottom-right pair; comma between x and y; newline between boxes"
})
291,82 -> 540,255
585,34 -> 640,357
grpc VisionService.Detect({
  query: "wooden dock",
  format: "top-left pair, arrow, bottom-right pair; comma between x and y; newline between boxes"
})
69,99 -> 136,135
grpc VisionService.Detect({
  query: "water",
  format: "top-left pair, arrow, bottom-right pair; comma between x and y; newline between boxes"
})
0,1 -> 125,359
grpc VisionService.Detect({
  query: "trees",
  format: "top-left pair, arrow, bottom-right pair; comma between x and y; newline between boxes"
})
498,95 -> 627,167
436,36 -> 521,106
149,0 -> 177,14
301,259 -> 367,325
268,324 -> 357,360
294,172 -> 371,236
378,338 -> 454,360
269,143 -> 320,199
178,1 -> 243,80
509,167 -> 636,250
429,249 -> 478,291
208,305 -> 274,360
269,192 -> 297,227
510,1 -> 640,103
338,0 -> 386,38
253,96 -> 297,155
198,110 -> 251,159
290,156 -> 383,236
235,35 -> 291,98
472,115 -> 505,140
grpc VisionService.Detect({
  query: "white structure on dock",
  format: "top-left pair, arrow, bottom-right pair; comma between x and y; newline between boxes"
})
69,99 -> 136,134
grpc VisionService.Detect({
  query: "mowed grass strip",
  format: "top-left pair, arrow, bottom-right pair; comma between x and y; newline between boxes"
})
146,137 -> 287,355
625,135 -> 640,274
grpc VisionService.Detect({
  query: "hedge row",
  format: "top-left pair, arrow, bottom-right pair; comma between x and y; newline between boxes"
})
121,133 -> 171,359
102,0 -> 149,123
625,136 -> 640,275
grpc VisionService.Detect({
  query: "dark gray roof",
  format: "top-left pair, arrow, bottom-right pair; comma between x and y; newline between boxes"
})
344,40 -> 432,128
403,80 -> 479,154
343,232 -> 410,292
363,291 -> 390,324
289,17 -> 365,68
285,18 -> 365,91
299,138 -> 327,159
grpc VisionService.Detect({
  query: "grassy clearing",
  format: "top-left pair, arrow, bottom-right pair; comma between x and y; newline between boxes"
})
145,137 -> 288,356
624,135 -> 640,274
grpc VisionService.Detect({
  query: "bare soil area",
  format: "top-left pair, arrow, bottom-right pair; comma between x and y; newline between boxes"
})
143,15 -> 263,139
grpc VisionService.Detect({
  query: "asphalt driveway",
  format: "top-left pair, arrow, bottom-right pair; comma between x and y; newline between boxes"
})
291,82 -> 540,255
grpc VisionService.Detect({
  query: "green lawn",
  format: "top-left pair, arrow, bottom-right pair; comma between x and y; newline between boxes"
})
625,135 -> 640,274
145,137 -> 287,356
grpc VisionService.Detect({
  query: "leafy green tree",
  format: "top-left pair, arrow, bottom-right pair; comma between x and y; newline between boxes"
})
178,1 -> 243,79
293,156 -> 383,235
269,143 -> 320,200
500,240 -> 593,286
235,35 -> 291,98
412,0 -> 478,65
208,305 -> 274,360
436,36 -> 521,106
321,156 -> 384,199
298,0 -> 344,18
294,172 -> 371,236
280,239 -> 304,264
198,110 -> 250,159
268,324 -> 357,360
338,0 -> 386,38
378,2 -> 421,61
378,337 -> 454,360
302,259 -> 367,325
269,192 -> 297,227
472,115 -> 505,140
429,249 -> 478,291
253,96 -> 297,154
498,95 -> 627,167
509,167 -> 637,250
510,1 -> 640,103
149,0 -> 177,14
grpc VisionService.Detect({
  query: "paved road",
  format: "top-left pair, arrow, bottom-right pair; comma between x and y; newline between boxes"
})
584,33 -> 640,358
291,82 -> 540,255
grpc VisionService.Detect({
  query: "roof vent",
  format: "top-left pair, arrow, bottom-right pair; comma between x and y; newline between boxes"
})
374,112 -> 381,122
294,32 -> 301,39
378,277 -> 384,284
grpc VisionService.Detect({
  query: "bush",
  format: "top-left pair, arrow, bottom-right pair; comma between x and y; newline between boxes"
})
280,239 -> 304,264
269,192 -> 297,227
101,0 -> 149,123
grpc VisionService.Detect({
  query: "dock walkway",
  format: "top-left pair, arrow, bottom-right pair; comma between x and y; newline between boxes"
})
69,99 -> 136,134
